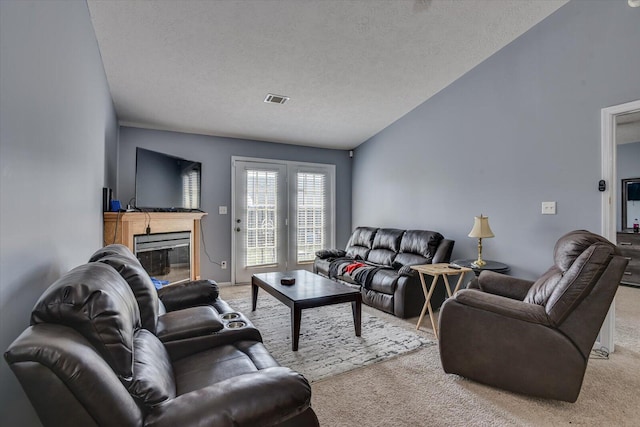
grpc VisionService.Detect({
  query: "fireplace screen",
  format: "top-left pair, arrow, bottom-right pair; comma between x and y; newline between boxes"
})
134,232 -> 191,285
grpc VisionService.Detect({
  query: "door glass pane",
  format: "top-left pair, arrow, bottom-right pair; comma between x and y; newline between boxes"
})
297,172 -> 326,262
246,169 -> 278,266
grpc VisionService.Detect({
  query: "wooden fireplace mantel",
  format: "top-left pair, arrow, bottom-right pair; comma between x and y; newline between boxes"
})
103,211 -> 207,281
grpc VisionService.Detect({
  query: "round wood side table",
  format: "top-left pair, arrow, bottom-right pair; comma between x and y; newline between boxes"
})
451,259 -> 510,277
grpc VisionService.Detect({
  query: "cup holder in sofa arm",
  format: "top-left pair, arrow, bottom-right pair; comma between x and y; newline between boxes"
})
226,321 -> 247,329
222,313 -> 247,329
221,312 -> 241,320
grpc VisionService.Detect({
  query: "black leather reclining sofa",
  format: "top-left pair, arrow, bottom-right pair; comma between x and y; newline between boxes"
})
4,244 -> 318,427
314,227 -> 455,318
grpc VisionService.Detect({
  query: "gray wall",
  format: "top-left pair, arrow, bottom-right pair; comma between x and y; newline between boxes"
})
353,0 -> 640,279
618,141 -> 640,230
0,1 -> 117,426
618,142 -> 640,182
117,126 -> 352,282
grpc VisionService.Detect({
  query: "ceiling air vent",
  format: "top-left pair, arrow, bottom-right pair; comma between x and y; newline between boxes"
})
264,93 -> 289,105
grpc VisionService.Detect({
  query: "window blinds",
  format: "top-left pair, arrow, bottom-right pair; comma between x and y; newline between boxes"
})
245,169 -> 278,266
296,172 -> 326,263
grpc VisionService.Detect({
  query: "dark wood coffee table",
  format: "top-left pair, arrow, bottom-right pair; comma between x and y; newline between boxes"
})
251,270 -> 362,351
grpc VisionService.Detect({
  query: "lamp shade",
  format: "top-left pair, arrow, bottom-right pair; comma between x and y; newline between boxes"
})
468,215 -> 494,239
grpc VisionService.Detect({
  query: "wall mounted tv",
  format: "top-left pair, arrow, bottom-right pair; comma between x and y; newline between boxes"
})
628,182 -> 640,201
135,148 -> 201,211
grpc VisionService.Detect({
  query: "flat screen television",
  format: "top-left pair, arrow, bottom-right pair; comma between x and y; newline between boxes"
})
135,148 -> 201,210
628,182 -> 640,201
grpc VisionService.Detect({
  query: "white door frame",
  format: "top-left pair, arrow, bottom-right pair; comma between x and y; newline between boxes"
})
230,156 -> 336,284
232,159 -> 288,284
600,99 -> 640,352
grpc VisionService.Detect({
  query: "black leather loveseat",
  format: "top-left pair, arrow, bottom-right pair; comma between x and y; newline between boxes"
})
4,245 -> 318,427
314,227 -> 454,318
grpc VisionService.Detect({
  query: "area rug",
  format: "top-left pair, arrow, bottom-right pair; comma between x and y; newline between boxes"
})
227,293 -> 434,382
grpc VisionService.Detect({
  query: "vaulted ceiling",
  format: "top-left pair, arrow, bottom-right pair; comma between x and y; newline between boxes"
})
88,0 -> 568,150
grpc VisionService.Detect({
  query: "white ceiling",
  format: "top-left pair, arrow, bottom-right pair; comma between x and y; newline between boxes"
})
87,0 -> 568,150
617,111 -> 640,145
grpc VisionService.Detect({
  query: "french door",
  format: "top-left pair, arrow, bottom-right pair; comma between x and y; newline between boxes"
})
232,158 -> 334,284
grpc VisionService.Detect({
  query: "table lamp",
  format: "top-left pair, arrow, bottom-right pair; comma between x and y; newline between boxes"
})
468,215 -> 494,267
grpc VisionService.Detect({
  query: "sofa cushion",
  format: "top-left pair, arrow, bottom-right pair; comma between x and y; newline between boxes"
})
129,329 -> 176,407
372,229 -> 404,252
345,227 -> 377,259
362,288 -> 394,314
95,254 -> 160,334
172,341 -> 279,395
367,249 -> 396,266
30,263 -> 140,379
315,249 -> 347,259
394,230 -> 444,266
367,228 -> 404,266
367,269 -> 400,295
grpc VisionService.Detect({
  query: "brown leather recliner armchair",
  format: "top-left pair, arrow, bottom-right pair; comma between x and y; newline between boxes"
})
438,230 -> 628,402
4,262 -> 318,426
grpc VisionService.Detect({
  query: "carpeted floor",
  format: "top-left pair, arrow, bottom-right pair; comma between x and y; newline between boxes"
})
219,284 -> 640,426
226,291 -> 433,382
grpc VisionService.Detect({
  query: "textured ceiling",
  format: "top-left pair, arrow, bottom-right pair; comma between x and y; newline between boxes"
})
87,0 -> 568,150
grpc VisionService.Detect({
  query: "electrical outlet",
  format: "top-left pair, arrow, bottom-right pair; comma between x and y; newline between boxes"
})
542,201 -> 557,215
221,261 -> 227,269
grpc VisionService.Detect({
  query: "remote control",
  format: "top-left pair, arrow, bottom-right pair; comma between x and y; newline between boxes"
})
281,277 -> 296,285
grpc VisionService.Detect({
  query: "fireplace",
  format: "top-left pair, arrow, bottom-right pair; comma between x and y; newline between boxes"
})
103,211 -> 206,282
134,231 -> 191,285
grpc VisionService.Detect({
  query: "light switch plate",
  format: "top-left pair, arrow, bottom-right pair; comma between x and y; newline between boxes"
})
219,206 -> 228,215
542,201 -> 556,215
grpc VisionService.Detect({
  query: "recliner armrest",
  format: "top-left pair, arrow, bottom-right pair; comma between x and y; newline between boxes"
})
156,306 -> 224,342
476,270 -> 534,300
396,264 -> 417,277
157,280 -> 219,312
145,367 -> 312,427
452,289 -> 551,326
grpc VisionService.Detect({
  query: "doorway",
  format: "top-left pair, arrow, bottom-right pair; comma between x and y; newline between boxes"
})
233,160 -> 288,284
600,99 -> 640,352
231,157 -> 336,284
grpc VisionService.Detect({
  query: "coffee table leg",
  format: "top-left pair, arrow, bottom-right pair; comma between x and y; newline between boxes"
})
291,305 -> 301,351
251,281 -> 258,311
351,297 -> 361,337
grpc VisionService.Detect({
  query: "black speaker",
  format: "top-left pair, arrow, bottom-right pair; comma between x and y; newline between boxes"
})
102,187 -> 112,212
